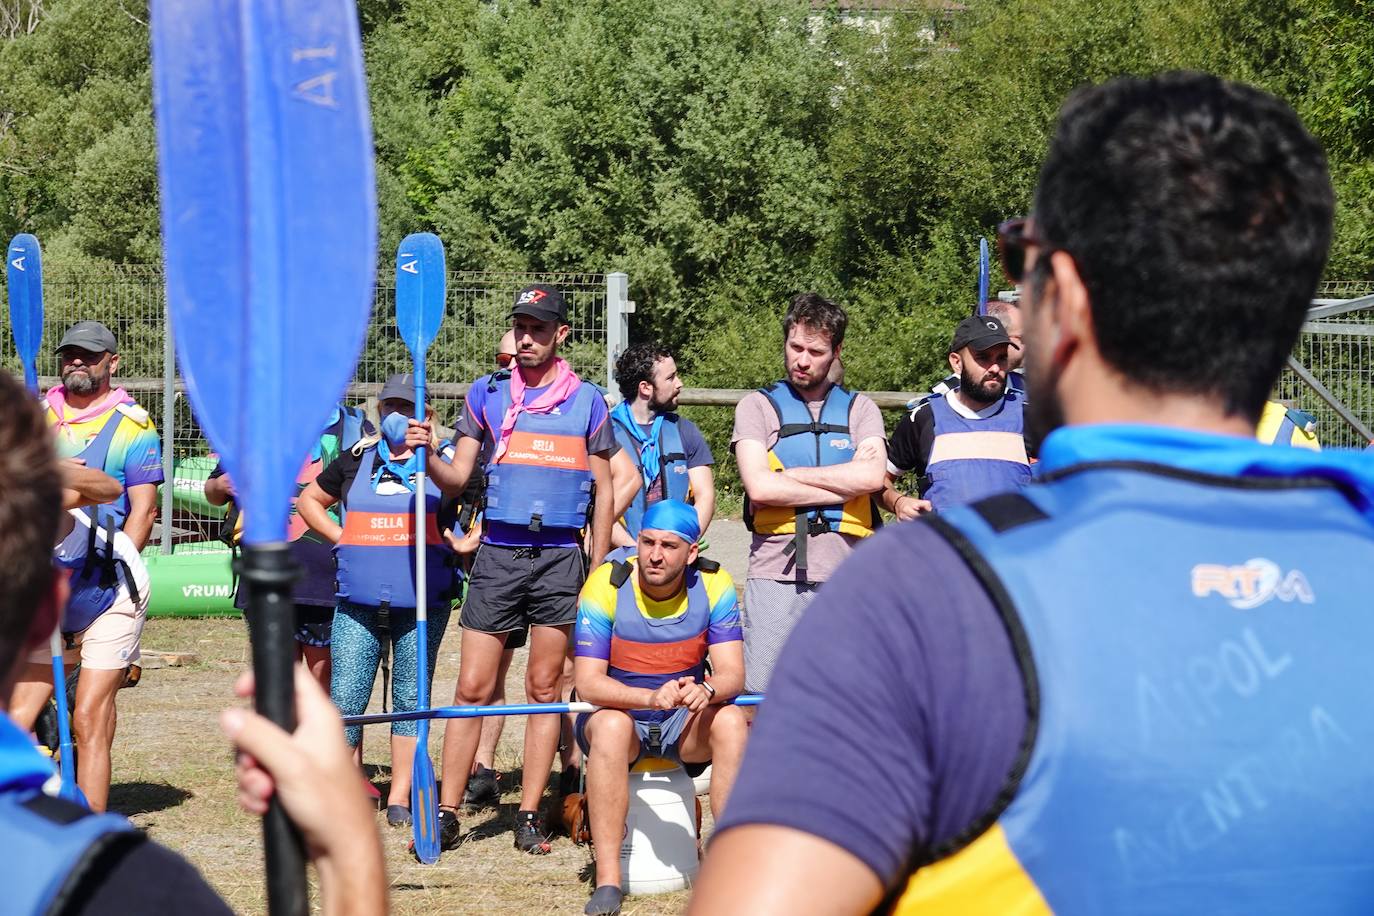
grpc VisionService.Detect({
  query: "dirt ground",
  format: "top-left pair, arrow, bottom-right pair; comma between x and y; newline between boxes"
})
116,617 -> 699,915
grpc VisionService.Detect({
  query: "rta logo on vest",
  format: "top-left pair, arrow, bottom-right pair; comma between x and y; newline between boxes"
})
531,438 -> 556,453
1190,558 -> 1315,609
828,438 -> 852,450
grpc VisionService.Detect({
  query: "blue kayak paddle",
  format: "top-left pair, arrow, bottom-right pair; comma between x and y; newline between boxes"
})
395,232 -> 447,863
7,232 -> 85,807
977,237 -> 990,316
150,2 -> 377,912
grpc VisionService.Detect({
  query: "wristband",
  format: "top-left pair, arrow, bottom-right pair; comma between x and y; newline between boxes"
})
702,682 -> 717,700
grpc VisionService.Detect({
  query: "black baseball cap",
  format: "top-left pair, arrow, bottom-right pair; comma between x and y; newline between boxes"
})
949,315 -> 1019,354
56,320 -> 118,354
378,373 -> 416,403
510,284 -> 568,323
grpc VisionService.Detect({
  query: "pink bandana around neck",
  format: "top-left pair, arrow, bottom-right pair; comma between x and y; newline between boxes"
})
46,385 -> 134,435
493,358 -> 581,462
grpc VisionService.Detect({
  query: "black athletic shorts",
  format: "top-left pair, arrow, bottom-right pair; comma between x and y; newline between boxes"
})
461,543 -> 585,636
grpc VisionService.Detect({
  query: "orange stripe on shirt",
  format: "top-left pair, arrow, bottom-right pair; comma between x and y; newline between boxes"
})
609,633 -> 708,674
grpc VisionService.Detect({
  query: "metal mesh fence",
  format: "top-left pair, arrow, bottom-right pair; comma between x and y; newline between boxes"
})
1276,291 -> 1374,449
0,266 -> 610,555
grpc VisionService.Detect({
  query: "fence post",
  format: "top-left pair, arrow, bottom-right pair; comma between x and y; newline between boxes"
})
160,298 -> 175,556
605,272 -> 633,400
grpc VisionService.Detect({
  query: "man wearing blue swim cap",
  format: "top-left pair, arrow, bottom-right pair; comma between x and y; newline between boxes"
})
573,499 -> 745,915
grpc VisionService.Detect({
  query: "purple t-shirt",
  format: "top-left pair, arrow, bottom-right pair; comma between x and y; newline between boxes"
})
459,374 -> 616,548
714,519 -> 1026,886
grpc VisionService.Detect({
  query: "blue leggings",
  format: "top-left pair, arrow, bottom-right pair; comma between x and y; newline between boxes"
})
331,601 -> 450,745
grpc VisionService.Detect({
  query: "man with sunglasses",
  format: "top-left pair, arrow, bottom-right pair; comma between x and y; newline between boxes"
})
692,73 -> 1374,914
881,314 -> 1033,519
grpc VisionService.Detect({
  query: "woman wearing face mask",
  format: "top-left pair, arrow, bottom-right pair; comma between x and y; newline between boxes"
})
296,373 -> 460,827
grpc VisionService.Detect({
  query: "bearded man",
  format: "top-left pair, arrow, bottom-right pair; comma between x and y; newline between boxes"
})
881,314 -> 1032,518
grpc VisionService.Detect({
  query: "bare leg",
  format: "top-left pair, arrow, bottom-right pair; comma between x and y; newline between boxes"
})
584,710 -> 639,889
437,629 -> 506,810
388,734 -> 417,807
519,624 -> 571,813
559,652 -> 581,770
10,662 -> 57,731
72,667 -> 125,813
299,643 -> 330,691
474,648 -> 514,772
676,705 -> 750,820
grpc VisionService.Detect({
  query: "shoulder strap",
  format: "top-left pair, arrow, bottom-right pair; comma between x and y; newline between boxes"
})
692,557 -> 721,574
609,560 -> 633,589
113,402 -> 149,426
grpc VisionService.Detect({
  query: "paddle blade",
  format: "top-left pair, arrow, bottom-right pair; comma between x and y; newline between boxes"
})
977,237 -> 990,316
411,722 -> 441,864
151,0 -> 377,545
7,233 -> 43,392
395,232 -> 446,372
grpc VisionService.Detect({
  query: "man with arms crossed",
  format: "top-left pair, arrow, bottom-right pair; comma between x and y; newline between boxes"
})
732,293 -> 886,693
574,499 -> 746,916
418,284 -> 616,854
694,73 -> 1374,914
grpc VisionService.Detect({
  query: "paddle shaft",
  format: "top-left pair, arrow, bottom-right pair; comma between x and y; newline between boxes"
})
240,543 -> 308,916
49,630 -> 80,798
343,694 -> 765,728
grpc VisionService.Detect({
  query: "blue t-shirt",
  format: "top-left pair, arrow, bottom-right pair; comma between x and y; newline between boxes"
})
459,373 -> 616,548
714,519 -> 1025,884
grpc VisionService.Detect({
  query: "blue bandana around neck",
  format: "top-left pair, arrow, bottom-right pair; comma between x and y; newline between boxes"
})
611,401 -> 665,488
1038,424 -> 1374,522
372,438 -> 420,493
0,714 -> 54,793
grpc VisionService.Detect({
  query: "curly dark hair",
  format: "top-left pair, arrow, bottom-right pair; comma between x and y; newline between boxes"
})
615,341 -> 675,402
0,370 -> 63,670
783,292 -> 847,350
1033,71 -> 1333,421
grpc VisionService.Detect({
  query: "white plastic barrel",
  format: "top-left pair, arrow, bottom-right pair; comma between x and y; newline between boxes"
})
620,758 -> 700,895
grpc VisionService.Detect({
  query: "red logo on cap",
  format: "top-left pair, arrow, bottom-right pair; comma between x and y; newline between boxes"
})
517,289 -> 548,305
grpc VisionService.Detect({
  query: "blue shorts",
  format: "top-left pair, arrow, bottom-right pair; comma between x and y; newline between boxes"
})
575,706 -> 693,765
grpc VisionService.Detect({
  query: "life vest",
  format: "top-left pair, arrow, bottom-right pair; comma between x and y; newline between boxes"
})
0,718 -> 139,915
54,407 -> 144,626
887,466 -> 1374,914
606,556 -> 720,725
922,389 -> 1032,511
480,374 -> 597,532
1257,401 -> 1319,450
333,447 -> 456,609
610,412 -> 690,538
744,382 -> 877,570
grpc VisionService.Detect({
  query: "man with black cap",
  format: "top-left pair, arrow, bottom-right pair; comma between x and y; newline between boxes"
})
414,283 -> 617,855
6,320 -> 163,813
880,313 -> 1032,518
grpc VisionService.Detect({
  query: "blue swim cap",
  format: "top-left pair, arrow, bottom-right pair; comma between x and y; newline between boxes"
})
640,499 -> 700,545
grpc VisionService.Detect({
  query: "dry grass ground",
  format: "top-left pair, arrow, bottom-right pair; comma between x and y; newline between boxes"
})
116,617 -> 697,915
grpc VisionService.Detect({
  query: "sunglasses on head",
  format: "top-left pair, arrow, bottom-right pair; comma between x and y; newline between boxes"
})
997,217 -> 1058,284
496,352 -> 516,368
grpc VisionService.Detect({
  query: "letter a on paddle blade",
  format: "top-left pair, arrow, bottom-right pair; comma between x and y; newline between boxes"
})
396,232 -> 446,375
151,2 -> 377,913
7,233 -> 43,393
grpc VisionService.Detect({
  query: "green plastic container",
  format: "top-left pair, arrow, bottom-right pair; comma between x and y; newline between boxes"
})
141,544 -> 240,617
163,456 -> 228,519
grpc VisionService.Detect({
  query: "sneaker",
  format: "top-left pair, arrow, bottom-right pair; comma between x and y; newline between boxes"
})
558,764 -> 582,798
585,885 -> 624,916
513,810 -> 552,855
386,805 -> 412,827
439,807 -> 462,851
463,765 -> 501,810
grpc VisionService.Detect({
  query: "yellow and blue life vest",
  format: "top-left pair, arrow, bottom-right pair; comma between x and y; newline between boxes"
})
744,381 -> 877,570
888,463 -> 1374,914
480,375 -> 597,532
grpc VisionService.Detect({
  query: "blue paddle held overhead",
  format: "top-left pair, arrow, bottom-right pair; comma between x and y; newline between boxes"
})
977,237 -> 990,316
394,231 -> 446,864
7,232 -> 44,392
150,1 -> 377,912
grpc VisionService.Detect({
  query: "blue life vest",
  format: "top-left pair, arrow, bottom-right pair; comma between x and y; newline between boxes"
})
0,716 -> 138,914
63,411 -> 142,630
606,558 -> 714,725
923,390 -> 1031,511
611,412 -> 690,538
890,464 -> 1374,914
480,375 -> 597,532
334,448 -> 456,609
744,382 -> 877,571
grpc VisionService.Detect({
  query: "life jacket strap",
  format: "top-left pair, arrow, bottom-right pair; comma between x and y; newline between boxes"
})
609,561 -> 633,589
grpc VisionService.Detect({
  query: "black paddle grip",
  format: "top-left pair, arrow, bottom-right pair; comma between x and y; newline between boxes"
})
240,543 -> 308,916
